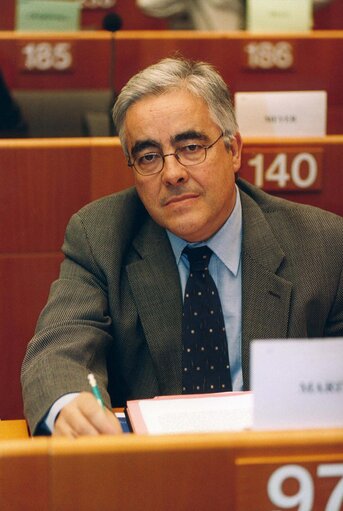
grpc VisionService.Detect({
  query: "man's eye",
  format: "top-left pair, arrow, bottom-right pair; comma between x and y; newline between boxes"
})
138,153 -> 160,165
181,144 -> 203,153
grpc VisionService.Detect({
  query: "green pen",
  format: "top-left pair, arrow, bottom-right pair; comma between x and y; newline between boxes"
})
87,373 -> 105,409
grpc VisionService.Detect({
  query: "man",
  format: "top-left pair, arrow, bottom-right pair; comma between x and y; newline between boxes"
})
21,56 -> 343,437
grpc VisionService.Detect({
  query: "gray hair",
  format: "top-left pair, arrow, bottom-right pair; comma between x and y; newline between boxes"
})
112,56 -> 238,157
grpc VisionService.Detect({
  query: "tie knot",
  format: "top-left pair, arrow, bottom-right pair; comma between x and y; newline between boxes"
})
184,245 -> 213,272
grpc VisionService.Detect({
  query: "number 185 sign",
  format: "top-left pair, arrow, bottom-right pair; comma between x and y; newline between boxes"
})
19,42 -> 73,72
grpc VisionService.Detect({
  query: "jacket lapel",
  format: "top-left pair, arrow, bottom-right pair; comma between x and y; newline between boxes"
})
126,219 -> 183,395
240,190 -> 293,388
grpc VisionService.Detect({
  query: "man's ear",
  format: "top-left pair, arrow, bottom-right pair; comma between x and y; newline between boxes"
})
230,132 -> 243,174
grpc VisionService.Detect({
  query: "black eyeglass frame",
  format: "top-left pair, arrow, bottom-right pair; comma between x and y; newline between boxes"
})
127,131 -> 225,176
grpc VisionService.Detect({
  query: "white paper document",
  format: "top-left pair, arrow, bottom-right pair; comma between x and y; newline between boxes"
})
126,392 -> 253,435
251,338 -> 343,430
235,91 -> 327,137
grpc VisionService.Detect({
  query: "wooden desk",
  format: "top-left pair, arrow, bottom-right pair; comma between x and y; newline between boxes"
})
0,31 -> 342,133
0,135 -> 342,421
1,429 -> 342,510
0,420 -> 29,440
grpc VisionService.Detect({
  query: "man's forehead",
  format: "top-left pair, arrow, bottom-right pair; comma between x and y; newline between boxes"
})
125,88 -> 211,125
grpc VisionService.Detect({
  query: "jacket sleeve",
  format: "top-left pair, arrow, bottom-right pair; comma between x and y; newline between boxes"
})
21,212 -> 113,435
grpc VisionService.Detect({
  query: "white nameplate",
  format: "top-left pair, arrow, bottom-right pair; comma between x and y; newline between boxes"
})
246,0 -> 313,32
235,90 -> 327,137
251,338 -> 343,430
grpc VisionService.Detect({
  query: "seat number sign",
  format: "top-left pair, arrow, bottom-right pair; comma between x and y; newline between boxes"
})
19,42 -> 73,72
241,148 -> 323,192
242,41 -> 296,71
236,459 -> 343,511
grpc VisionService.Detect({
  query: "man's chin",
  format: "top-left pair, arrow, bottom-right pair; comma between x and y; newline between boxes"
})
164,218 -> 207,243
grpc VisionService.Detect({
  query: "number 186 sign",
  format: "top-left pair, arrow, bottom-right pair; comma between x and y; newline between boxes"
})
241,148 -> 323,192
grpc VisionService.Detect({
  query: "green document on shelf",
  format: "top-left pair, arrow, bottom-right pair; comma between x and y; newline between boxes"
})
16,0 -> 81,31
246,0 -> 313,32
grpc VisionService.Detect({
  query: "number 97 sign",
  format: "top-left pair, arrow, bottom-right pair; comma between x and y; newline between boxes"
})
241,148 -> 323,192
237,460 -> 343,511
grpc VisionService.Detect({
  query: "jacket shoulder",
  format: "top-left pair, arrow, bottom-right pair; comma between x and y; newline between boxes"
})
238,178 -> 342,222
78,187 -> 142,218
63,187 -> 149,258
237,178 -> 343,249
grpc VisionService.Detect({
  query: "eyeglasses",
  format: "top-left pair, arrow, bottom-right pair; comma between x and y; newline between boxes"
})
128,132 -> 224,176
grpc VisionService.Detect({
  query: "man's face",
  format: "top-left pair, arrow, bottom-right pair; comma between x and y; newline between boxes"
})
124,89 -> 242,242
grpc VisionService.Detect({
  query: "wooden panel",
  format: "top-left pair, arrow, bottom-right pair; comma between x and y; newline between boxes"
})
0,139 -> 91,252
0,137 -> 132,253
0,255 -> 62,420
50,435 -> 234,511
6,34 -> 112,89
0,420 -> 29,439
90,138 -> 134,199
0,438 -> 49,511
0,31 -> 342,134
0,430 -> 342,510
112,32 -> 343,135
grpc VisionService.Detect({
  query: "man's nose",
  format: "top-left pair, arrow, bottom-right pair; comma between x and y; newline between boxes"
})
161,154 -> 189,186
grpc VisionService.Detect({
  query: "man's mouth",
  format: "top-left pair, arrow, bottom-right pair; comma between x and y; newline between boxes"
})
163,193 -> 199,207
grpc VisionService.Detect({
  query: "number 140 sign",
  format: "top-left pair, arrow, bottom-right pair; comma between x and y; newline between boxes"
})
242,148 -> 323,192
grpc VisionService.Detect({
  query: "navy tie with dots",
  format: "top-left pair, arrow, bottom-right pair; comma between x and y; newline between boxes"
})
182,246 -> 232,394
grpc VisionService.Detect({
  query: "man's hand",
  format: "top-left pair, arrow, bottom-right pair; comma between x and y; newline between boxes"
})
53,392 -> 123,437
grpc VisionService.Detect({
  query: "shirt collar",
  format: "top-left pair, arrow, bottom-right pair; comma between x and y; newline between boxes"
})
167,185 -> 242,276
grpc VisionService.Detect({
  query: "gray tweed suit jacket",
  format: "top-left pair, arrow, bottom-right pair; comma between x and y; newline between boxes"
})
21,179 -> 343,434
